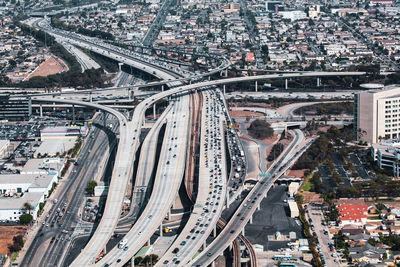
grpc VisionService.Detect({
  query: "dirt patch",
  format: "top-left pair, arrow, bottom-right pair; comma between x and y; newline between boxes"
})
301,191 -> 324,204
229,110 -> 264,118
305,125 -> 332,137
261,133 -> 279,145
27,56 -> 68,80
0,225 -> 27,255
288,169 -> 307,178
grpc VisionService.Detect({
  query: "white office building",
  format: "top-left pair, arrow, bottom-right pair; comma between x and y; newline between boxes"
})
354,85 -> 400,144
371,141 -> 400,176
0,192 -> 43,221
0,158 -> 62,222
0,140 -> 9,158
278,10 -> 307,21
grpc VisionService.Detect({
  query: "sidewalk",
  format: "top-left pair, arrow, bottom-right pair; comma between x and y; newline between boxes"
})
15,163 -> 74,265
15,132 -> 93,265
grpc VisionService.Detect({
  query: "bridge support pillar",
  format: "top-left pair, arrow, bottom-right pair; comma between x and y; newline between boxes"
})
89,93 -> 93,102
167,210 -> 170,221
128,89 -> 131,100
229,242 -> 233,250
257,203 -> 260,211
159,223 -> 163,237
161,85 -> 164,92
223,84 -> 226,95
213,225 -> 217,237
39,104 -> 43,118
249,214 -> 253,224
148,238 -> 151,246
211,261 -> 215,267
225,69 -> 228,77
208,76 -> 211,81
241,228 -> 245,237
317,77 -> 321,87
104,246 -> 107,254
131,257 -> 135,267
118,63 -> 123,72
153,104 -> 156,120
255,81 -> 258,92
72,104 -> 76,124
285,79 -> 288,90
53,102 -> 56,111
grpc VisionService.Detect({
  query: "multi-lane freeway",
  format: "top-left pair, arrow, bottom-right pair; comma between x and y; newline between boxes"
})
16,15 -> 362,267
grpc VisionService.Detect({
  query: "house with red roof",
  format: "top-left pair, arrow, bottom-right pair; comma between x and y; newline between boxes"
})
337,203 -> 368,226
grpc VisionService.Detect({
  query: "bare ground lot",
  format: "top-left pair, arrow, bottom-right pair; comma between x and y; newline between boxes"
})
27,56 -> 68,80
0,225 -> 27,254
229,110 -> 264,118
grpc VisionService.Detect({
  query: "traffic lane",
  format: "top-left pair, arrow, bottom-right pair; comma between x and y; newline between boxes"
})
192,131 -> 303,266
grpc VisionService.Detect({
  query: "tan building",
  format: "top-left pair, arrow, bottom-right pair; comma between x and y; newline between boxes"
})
355,85 -> 400,144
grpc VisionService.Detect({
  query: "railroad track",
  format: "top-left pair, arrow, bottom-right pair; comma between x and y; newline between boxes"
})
217,218 -> 257,267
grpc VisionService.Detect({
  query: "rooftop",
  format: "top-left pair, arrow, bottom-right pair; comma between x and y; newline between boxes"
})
0,173 -> 57,189
337,203 -> 368,222
0,192 -> 43,210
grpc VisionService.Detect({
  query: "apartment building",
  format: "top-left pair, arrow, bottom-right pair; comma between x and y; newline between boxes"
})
354,85 -> 400,144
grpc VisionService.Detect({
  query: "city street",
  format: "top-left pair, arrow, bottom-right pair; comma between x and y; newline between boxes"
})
305,204 -> 340,266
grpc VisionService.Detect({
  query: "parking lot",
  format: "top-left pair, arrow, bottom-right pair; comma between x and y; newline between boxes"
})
244,185 -> 304,251
81,198 -> 100,223
304,204 -> 340,267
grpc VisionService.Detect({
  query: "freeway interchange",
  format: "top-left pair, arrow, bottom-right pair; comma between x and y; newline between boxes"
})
18,18 -> 363,267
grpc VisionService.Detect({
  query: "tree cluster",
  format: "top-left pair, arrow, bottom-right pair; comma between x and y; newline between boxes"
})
51,17 -> 114,41
267,143 -> 284,161
16,23 -> 109,89
294,102 -> 354,116
86,180 -> 98,196
8,235 -> 24,253
247,119 -> 274,139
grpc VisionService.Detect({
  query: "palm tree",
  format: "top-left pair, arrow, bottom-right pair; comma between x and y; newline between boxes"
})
24,202 -> 32,215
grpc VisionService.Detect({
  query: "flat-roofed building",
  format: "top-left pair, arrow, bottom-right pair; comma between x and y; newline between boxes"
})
40,126 -> 88,141
0,173 -> 58,197
0,94 -> 31,121
0,140 -> 9,158
21,158 -> 66,177
354,85 -> 400,144
288,200 -> 299,217
33,138 -> 76,158
0,192 -> 43,221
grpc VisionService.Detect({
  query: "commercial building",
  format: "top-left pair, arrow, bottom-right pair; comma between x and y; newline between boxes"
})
0,192 -> 43,221
0,173 -> 58,197
278,10 -> 307,21
40,125 -> 88,140
21,158 -> 66,176
0,158 -> 63,222
288,200 -> 299,217
0,94 -> 32,121
0,140 -> 9,158
371,141 -> 400,176
33,138 -> 77,158
354,85 -> 400,144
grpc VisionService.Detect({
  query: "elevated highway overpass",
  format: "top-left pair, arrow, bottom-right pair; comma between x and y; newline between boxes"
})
24,18 -> 367,267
